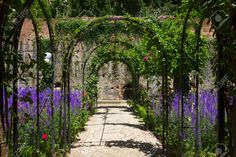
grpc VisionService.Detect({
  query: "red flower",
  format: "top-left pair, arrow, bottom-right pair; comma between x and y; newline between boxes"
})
42,133 -> 48,141
143,56 -> 148,62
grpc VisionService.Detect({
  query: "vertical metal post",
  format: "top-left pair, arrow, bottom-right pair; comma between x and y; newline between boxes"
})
62,39 -> 68,156
30,11 -> 41,155
13,31 -> 20,157
194,19 -> 203,157
67,54 -> 72,153
164,56 -> 168,156
162,57 -> 165,154
36,31 -> 40,156
217,33 -> 225,154
63,68 -> 67,157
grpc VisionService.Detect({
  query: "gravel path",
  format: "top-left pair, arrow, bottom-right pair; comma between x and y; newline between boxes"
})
68,100 -> 164,157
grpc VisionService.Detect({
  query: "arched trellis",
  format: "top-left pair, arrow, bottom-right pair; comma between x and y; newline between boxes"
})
0,0 -> 57,156
61,23 -> 147,153
66,16 -> 162,55
180,0 -> 236,156
88,50 -> 140,83
85,50 -> 140,103
62,36 -> 145,153
0,1 -> 35,155
80,39 -> 144,100
0,2 -> 215,155
64,16 -> 167,109
63,37 -> 145,152
62,16 -> 165,108
61,16 -> 170,155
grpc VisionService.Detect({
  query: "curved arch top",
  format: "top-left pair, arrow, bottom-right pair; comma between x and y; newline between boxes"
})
66,16 -> 165,59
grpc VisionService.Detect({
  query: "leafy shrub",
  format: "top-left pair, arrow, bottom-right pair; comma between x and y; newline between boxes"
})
71,109 -> 89,141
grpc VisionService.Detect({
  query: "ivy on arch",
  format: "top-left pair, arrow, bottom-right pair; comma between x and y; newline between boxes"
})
84,50 -> 140,106
0,0 -> 59,155
58,14 -> 209,156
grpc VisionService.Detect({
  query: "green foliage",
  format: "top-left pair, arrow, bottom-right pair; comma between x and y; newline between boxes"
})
55,16 -> 211,107
133,104 -> 147,120
129,100 -> 157,130
70,109 -> 89,141
73,15 -> 209,76
1,0 -> 218,156
17,144 -> 46,157
11,117 -> 51,157
39,39 -> 53,89
14,107 -> 89,156
129,100 -> 217,156
55,19 -> 86,35
48,0 -> 179,17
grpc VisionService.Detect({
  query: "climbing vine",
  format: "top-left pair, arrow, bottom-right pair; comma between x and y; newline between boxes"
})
0,0 -> 217,156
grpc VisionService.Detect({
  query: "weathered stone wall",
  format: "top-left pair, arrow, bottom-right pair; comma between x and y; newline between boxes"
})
18,17 -> 214,99
18,37 -> 37,87
18,19 -> 49,87
98,62 -> 132,100
18,19 -> 137,100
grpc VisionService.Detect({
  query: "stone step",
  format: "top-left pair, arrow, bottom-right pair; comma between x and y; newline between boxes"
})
97,99 -> 127,105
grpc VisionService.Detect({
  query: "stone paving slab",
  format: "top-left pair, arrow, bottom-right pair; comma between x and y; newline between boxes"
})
68,101 -> 165,157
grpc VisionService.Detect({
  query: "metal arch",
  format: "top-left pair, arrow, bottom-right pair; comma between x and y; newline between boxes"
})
81,40 -> 141,97
83,43 -> 140,78
65,16 -> 162,65
86,50 -> 138,84
86,49 -> 138,80
91,55 -> 137,77
0,0 -> 57,155
82,40 -> 141,75
84,50 -> 139,102
62,16 -> 169,156
83,39 -> 141,69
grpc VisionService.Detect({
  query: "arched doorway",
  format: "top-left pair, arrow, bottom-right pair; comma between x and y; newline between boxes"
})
97,61 -> 132,100
122,83 -> 133,100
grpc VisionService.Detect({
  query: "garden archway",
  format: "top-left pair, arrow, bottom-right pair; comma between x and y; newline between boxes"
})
84,50 -> 140,103
59,16 -> 171,154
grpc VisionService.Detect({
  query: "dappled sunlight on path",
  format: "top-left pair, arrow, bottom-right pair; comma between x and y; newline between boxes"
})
68,100 -> 164,157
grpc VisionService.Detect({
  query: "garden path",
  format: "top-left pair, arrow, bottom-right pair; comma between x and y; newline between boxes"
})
68,100 -> 164,157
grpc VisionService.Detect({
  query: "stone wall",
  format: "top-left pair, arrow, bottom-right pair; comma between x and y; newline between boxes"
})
97,62 -> 132,100
18,19 -> 138,100
18,17 -> 214,98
